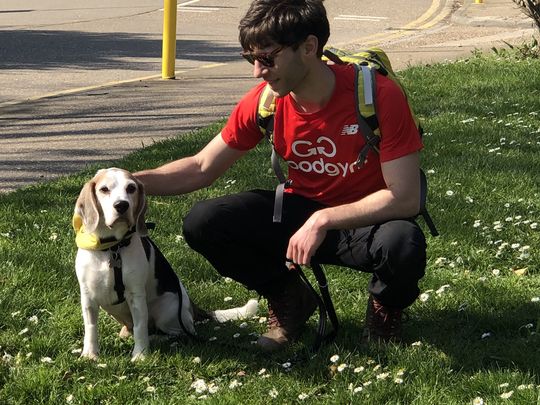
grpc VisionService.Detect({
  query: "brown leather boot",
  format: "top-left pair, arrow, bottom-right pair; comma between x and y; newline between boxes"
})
256,273 -> 317,352
363,295 -> 403,343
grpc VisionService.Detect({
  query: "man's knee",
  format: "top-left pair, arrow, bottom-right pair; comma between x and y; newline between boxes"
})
374,220 -> 427,278
182,199 -> 224,250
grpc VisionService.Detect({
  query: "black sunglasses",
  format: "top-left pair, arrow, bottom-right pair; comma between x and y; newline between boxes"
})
240,46 -> 284,67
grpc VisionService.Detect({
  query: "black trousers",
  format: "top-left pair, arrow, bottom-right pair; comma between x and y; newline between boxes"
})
183,189 -> 427,309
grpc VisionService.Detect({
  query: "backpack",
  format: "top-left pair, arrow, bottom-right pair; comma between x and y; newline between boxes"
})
257,46 -> 438,237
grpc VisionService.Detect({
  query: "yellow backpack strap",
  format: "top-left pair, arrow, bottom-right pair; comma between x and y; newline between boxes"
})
257,84 -> 277,142
354,63 -> 381,168
256,85 -> 289,222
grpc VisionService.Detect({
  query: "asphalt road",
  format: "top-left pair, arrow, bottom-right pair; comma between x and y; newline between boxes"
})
0,0 -> 534,193
0,0 -> 438,104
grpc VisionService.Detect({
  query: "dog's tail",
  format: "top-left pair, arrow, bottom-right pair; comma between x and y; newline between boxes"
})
193,299 -> 259,323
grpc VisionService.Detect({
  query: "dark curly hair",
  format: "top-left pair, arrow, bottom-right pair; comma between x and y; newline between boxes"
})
239,0 -> 330,57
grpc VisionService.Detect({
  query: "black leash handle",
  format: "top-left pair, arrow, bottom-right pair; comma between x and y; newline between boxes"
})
292,261 -> 339,351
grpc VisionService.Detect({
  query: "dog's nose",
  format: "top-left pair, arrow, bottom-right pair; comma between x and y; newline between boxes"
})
113,200 -> 129,214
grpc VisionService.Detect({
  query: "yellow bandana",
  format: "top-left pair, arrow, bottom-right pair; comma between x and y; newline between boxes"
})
72,214 -> 130,251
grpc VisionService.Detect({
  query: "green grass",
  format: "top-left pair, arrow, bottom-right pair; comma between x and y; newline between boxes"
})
1,53 -> 539,404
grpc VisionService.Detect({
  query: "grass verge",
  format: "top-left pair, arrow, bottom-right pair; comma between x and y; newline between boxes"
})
1,53 -> 539,404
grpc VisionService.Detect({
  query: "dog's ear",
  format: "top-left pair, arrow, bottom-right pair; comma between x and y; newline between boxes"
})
75,180 -> 101,233
134,177 -> 148,236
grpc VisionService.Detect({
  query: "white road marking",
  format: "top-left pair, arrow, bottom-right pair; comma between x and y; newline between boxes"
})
160,0 -> 221,13
334,15 -> 388,22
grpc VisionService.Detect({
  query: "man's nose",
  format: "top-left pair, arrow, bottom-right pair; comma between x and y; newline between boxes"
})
253,61 -> 268,78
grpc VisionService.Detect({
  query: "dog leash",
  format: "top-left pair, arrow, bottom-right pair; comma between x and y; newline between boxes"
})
292,261 -> 340,352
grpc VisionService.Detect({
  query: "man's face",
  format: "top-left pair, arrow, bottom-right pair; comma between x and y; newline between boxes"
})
247,43 -> 309,98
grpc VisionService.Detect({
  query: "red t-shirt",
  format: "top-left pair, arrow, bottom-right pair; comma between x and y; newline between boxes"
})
221,64 -> 423,207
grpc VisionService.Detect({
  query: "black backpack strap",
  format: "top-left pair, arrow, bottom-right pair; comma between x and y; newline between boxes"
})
419,170 -> 439,236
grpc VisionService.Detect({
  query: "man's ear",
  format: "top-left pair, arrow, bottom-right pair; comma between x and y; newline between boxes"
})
302,34 -> 320,58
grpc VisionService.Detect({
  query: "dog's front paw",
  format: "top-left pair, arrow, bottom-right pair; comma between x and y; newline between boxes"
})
80,351 -> 99,361
130,351 -> 147,362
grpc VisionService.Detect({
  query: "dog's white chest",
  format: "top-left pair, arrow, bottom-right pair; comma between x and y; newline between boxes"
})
76,249 -> 125,306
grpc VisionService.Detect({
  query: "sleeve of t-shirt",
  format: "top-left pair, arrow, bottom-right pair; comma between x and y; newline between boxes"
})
220,82 -> 267,151
375,74 -> 423,162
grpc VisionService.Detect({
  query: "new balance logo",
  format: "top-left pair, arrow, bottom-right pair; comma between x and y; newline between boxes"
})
341,124 -> 359,136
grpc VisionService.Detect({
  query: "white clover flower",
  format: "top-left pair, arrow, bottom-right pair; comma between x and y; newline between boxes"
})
145,386 -> 156,393
258,317 -> 267,323
411,341 -> 422,347
11,311 -> 21,317
66,394 -> 74,403
207,383 -> 219,394
233,333 -> 240,339
376,372 -> 390,380
269,388 -> 279,398
229,379 -> 242,389
354,366 -> 365,373
239,322 -> 248,329
492,269 -> 500,276
499,383 -> 510,388
434,257 -> 447,265
419,293 -> 430,302
40,357 -> 53,363
224,296 -> 233,302
465,196 -> 474,203
500,390 -> 514,399
511,243 -> 521,249
394,377 -> 404,384
49,233 -> 58,241
481,332 -> 492,339
175,235 -> 184,243
2,353 -> 13,363
446,190 -> 454,196
191,379 -> 208,394
427,169 -> 435,174
258,368 -> 267,375
436,285 -> 451,295
192,357 -> 201,364
28,315 -> 38,324
97,363 -> 107,368
472,397 -> 484,405
531,297 -> 540,302
282,362 -> 292,369
330,354 -> 340,363
224,277 -> 233,283
208,336 -> 217,342
337,363 -> 347,372
530,222 -> 538,229
353,386 -> 363,394
298,393 -> 309,400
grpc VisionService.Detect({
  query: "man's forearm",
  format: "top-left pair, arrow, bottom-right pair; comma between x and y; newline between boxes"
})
312,188 -> 420,232
134,157 -> 213,196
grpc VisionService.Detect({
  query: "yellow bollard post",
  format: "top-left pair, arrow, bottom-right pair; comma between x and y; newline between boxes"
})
162,0 -> 177,79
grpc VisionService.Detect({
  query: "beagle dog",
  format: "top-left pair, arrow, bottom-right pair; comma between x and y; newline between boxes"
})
73,168 -> 258,361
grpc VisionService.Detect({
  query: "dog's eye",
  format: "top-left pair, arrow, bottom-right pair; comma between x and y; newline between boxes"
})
126,184 -> 137,194
99,186 -> 110,194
